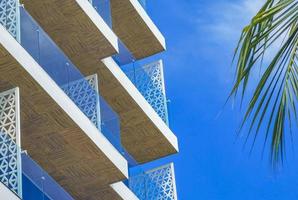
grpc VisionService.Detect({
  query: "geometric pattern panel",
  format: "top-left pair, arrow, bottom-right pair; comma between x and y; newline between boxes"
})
129,163 -> 178,200
0,0 -> 20,40
61,74 -> 101,129
0,88 -> 22,197
126,60 -> 169,125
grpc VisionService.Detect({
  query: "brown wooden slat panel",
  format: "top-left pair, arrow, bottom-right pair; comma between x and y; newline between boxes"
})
110,0 -> 165,59
85,185 -> 123,200
21,0 -> 117,64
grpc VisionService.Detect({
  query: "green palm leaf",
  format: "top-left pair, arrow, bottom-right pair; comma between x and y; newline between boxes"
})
232,0 -> 298,167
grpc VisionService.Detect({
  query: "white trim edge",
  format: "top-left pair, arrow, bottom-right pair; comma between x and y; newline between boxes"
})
76,0 -> 119,53
130,0 -> 166,50
110,182 -> 139,200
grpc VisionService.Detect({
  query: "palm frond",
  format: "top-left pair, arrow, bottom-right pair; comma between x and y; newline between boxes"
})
231,0 -> 298,167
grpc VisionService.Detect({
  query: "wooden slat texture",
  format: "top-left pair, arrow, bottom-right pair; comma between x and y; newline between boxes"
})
21,0 -> 117,62
110,0 -> 166,59
89,186 -> 123,200
81,61 -> 177,164
0,44 -> 126,200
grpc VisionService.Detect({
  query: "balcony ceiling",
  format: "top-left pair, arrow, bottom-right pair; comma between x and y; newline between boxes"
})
90,186 -> 122,200
0,33 -> 126,200
21,0 -> 118,62
110,0 -> 166,59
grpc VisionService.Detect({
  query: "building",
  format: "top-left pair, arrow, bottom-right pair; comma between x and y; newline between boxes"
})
0,0 -> 179,199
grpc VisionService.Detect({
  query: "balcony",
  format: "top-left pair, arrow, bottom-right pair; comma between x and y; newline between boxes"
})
20,0 -> 118,68
0,3 -> 128,199
110,0 -> 166,59
94,41 -> 178,163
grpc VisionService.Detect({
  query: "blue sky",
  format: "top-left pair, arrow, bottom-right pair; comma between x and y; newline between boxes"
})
142,0 -> 298,199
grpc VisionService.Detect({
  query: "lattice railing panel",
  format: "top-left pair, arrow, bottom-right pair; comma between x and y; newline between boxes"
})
61,74 -> 101,129
0,88 -> 22,197
127,60 -> 169,124
0,0 -> 19,40
129,163 -> 178,200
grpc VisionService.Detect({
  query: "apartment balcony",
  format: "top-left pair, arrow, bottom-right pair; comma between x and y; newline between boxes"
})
0,3 -> 128,199
110,0 -> 166,59
20,0 -> 119,68
75,40 -> 178,164
94,41 -> 178,164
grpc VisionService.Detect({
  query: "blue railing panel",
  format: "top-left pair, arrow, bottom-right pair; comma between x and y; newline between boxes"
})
89,0 -> 112,28
22,175 -> 51,200
22,153 -> 74,200
138,0 -> 146,9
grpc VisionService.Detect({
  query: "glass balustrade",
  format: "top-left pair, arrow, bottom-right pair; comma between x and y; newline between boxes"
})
88,0 -> 112,28
22,152 -> 74,200
138,0 -> 146,9
0,131 -> 74,200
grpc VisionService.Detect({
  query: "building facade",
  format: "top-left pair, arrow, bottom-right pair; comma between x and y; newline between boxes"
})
0,0 -> 179,199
